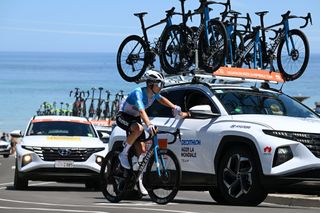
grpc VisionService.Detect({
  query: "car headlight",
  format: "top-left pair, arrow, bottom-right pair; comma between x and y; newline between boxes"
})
263,130 -> 313,143
96,156 -> 103,166
273,146 -> 293,167
22,154 -> 32,167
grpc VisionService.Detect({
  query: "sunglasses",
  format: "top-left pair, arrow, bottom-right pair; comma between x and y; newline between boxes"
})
154,81 -> 165,88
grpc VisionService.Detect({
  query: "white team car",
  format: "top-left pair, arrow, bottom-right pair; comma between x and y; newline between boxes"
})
14,116 -> 108,190
0,140 -> 11,158
109,80 -> 320,206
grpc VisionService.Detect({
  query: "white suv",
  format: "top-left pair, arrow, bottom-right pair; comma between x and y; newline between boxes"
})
14,116 -> 108,190
109,81 -> 320,206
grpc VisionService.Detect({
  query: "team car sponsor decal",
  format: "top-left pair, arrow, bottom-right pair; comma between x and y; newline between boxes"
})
230,124 -> 251,129
181,147 -> 197,158
263,146 -> 272,155
180,139 -> 201,145
47,136 -> 81,141
180,139 -> 200,160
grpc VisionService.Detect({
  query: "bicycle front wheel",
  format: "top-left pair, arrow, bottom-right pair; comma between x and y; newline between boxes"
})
117,35 -> 148,82
277,29 -> 310,81
100,151 -> 124,203
143,149 -> 181,204
199,19 -> 227,73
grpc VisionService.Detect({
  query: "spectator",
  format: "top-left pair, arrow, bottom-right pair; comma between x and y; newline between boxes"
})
1,132 -> 7,141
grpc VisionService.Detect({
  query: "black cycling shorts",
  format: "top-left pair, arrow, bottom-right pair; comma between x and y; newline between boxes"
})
116,112 -> 146,141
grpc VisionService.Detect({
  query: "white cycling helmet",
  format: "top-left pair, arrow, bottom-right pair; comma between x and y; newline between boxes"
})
144,70 -> 165,83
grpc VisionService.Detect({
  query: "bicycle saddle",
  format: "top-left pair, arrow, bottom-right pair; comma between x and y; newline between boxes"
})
134,12 -> 148,17
255,11 -> 269,16
229,10 -> 241,16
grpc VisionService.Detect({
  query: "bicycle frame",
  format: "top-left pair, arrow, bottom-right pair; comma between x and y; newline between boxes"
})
134,129 -> 180,181
236,27 -> 263,69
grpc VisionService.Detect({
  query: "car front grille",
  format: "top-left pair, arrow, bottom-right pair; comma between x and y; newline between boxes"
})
0,145 -> 8,149
296,134 -> 320,158
22,146 -> 104,161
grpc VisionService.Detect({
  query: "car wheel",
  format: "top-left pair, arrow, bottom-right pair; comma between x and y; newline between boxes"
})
217,145 -> 267,206
14,165 -> 28,190
208,187 -> 228,204
3,154 -> 9,158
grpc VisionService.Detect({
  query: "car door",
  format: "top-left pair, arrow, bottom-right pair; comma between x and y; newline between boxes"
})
147,87 -> 221,176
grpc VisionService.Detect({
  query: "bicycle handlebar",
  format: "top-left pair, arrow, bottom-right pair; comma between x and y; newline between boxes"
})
140,128 -> 181,145
281,11 -> 312,28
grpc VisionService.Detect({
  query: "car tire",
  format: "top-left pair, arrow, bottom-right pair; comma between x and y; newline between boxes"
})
14,164 -> 28,190
208,187 -> 228,204
3,154 -> 9,158
217,145 -> 267,206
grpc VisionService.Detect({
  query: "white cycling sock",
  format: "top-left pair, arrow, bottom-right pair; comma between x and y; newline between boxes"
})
121,142 -> 132,155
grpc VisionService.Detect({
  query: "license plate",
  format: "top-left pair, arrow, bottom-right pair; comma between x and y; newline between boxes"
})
55,160 -> 74,168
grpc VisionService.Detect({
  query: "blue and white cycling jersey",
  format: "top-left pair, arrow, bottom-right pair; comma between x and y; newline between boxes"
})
120,87 -> 162,117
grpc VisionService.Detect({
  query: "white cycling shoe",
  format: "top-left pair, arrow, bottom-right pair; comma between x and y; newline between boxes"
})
118,152 -> 130,169
138,174 -> 148,196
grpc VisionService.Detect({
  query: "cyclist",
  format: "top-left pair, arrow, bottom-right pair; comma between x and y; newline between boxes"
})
117,70 -> 188,170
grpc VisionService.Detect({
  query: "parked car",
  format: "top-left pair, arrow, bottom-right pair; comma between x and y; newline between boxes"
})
14,115 -> 108,190
0,140 -> 11,158
109,80 -> 320,206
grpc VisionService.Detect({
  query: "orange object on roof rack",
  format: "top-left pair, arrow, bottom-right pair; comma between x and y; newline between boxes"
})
213,67 -> 285,83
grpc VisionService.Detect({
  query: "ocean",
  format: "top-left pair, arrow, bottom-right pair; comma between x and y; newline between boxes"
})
0,52 -> 319,132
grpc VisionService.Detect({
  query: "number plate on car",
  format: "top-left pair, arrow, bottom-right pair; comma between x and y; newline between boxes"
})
55,160 -> 74,168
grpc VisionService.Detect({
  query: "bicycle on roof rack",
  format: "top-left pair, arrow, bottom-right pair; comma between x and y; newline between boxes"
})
100,127 -> 181,204
242,10 -> 312,81
117,7 -> 177,82
160,0 -> 228,74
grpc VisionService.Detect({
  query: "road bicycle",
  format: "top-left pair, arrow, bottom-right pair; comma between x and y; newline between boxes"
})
160,0 -> 227,74
70,88 -> 89,117
100,128 -> 181,204
243,10 -> 312,81
88,88 -> 96,118
117,7 -> 177,82
102,90 -> 111,120
95,87 -> 104,119
110,90 -> 124,120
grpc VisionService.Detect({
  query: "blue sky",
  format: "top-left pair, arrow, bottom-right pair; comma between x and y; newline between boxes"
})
0,0 -> 319,53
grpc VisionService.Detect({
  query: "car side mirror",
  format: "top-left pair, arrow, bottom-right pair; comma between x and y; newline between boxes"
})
98,132 -> 110,140
189,105 -> 220,119
10,130 -> 23,138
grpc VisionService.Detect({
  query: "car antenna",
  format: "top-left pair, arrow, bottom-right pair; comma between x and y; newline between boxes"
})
279,81 -> 286,93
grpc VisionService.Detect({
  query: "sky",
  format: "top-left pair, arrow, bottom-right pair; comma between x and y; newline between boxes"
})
0,0 -> 319,53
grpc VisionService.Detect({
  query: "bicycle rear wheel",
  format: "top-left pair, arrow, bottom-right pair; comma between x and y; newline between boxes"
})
143,149 -> 181,204
160,25 -> 194,74
117,35 -> 148,82
199,19 -> 227,73
100,151 -> 124,203
277,29 -> 310,81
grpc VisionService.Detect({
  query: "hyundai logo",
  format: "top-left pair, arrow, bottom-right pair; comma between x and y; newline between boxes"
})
58,148 -> 72,157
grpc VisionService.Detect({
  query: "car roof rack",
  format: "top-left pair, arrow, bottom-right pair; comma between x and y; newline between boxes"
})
136,67 -> 285,89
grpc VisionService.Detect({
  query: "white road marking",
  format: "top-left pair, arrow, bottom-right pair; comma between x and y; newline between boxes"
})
0,198 -> 200,213
0,182 -> 13,186
0,206 -> 108,213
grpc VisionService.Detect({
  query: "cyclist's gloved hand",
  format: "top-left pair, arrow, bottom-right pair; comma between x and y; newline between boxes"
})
172,105 -> 182,118
147,124 -> 157,137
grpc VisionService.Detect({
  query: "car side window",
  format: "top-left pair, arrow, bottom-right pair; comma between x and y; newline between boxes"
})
147,88 -> 219,117
147,90 -> 186,117
184,90 -> 218,113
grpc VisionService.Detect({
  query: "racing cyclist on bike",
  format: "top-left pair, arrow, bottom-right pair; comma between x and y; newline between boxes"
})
117,70 -> 188,171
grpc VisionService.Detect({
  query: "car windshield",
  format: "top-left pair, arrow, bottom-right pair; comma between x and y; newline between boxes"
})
26,121 -> 97,137
213,89 -> 319,118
